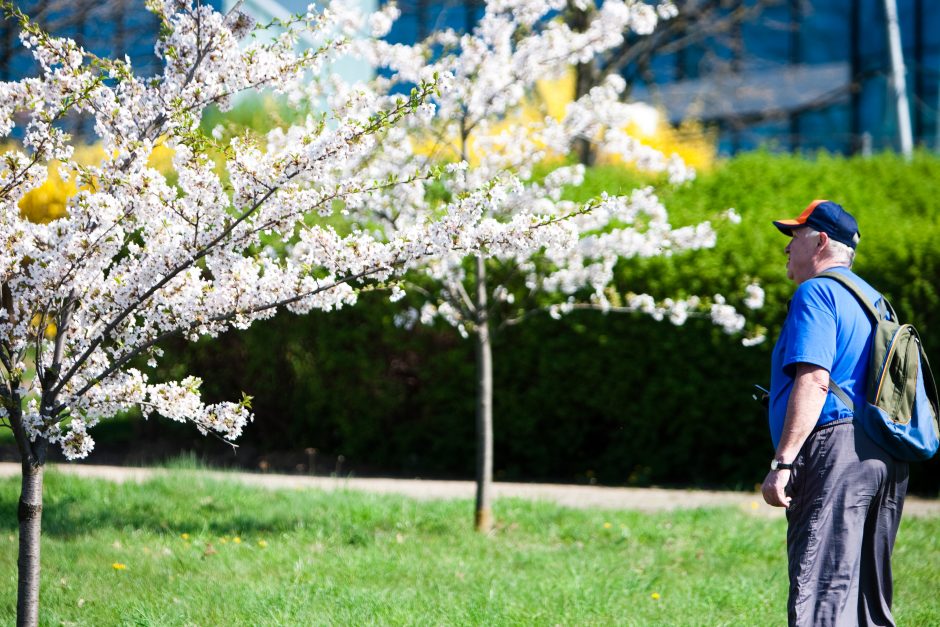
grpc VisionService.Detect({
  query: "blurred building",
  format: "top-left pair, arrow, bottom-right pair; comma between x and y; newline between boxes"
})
631,0 -> 940,156
0,0 -> 166,81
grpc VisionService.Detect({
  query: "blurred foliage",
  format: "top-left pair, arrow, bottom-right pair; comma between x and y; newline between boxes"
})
144,150 -> 940,495
200,94 -> 310,137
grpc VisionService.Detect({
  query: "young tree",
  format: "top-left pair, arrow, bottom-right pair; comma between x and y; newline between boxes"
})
0,1 -> 594,622
334,0 -> 761,531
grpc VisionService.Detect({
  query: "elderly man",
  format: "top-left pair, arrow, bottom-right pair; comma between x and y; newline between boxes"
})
762,200 -> 907,626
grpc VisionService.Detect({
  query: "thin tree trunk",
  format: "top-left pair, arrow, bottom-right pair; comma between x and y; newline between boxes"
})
473,254 -> 493,532
573,61 -> 598,166
567,1 -> 598,166
17,461 -> 44,627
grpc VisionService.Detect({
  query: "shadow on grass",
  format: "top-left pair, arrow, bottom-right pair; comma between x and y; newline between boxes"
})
0,469 -> 467,543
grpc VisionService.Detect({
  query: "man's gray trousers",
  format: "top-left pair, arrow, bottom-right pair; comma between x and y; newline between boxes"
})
786,419 -> 908,627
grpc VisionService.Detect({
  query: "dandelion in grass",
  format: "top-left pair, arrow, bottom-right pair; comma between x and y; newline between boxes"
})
651,592 -> 661,600
233,537 -> 242,544
603,522 -> 612,529
180,533 -> 190,540
257,540 -> 268,548
111,563 -> 126,571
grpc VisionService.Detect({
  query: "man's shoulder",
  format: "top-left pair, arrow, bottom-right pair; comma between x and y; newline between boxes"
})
793,273 -> 841,306
813,268 -> 881,298
799,268 -> 882,314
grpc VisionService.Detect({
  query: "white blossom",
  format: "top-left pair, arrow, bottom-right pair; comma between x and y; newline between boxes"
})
744,283 -> 765,310
742,334 -> 767,347
709,295 -> 746,334
657,2 -> 679,20
368,4 -> 399,38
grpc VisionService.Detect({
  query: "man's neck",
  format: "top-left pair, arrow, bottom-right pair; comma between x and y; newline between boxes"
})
814,262 -> 850,276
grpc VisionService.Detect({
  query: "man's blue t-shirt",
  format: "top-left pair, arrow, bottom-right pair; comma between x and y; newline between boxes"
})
768,266 -> 883,448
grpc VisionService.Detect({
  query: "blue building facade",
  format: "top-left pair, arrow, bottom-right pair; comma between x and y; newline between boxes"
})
0,0 -> 178,82
672,0 -> 940,155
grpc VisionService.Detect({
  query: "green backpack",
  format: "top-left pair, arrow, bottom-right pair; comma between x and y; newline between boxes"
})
819,271 -> 940,461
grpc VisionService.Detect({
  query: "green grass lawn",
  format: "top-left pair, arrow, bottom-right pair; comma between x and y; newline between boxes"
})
0,470 -> 937,626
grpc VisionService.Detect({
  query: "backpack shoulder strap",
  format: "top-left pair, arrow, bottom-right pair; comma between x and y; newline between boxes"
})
814,270 -> 880,414
828,379 -> 855,412
919,334 -> 940,416
815,270 -> 884,322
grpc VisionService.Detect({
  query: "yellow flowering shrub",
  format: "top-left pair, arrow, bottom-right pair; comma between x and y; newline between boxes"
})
16,144 -> 102,224
15,142 -> 176,224
411,69 -> 716,173
613,117 -> 716,173
147,143 -> 176,173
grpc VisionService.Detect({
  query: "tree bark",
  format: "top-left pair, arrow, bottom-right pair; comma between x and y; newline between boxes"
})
573,60 -> 599,166
567,1 -> 599,166
473,255 -> 494,533
17,461 -> 44,627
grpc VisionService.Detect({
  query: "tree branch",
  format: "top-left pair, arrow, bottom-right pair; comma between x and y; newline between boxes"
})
49,85 -> 435,400
53,265 -> 389,412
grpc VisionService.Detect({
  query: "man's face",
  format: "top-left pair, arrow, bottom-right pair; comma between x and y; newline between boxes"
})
784,227 -> 820,284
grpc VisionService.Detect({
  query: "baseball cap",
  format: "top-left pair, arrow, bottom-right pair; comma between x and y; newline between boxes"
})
773,199 -> 860,249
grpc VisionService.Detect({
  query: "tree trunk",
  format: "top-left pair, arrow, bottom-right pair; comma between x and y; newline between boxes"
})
568,0 -> 599,166
17,461 -> 44,627
473,255 -> 494,533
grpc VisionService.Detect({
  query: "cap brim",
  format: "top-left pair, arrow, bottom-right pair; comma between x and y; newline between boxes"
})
773,200 -> 826,236
773,219 -> 804,235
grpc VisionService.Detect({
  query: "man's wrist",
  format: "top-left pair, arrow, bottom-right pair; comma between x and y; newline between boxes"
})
770,459 -> 794,471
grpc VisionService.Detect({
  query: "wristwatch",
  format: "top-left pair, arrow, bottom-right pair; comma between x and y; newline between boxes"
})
770,459 -> 794,471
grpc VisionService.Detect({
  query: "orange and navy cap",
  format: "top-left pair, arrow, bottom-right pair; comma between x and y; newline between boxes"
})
773,199 -> 860,249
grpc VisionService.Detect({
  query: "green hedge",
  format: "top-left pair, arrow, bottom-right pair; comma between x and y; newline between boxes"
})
144,151 -> 940,494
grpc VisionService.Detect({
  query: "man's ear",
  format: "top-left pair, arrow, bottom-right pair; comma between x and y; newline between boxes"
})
816,231 -> 829,249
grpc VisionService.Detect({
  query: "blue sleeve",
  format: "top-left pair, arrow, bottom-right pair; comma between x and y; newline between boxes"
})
782,282 -> 837,375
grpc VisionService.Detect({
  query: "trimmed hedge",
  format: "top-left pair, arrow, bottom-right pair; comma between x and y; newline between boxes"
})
145,151 -> 940,494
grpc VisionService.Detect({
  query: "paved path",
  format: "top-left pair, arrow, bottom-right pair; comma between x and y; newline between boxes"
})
1,462 -> 938,517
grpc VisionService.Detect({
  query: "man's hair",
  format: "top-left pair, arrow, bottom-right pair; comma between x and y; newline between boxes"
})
807,227 -> 856,267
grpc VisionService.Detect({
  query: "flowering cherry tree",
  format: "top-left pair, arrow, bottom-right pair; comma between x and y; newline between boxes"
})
0,0 -> 610,622
331,0 -> 761,531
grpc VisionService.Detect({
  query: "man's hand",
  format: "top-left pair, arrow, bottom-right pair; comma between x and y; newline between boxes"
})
761,469 -> 791,508
763,363 -> 827,508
